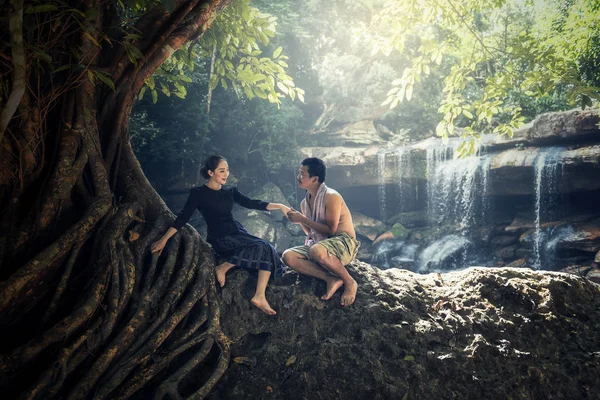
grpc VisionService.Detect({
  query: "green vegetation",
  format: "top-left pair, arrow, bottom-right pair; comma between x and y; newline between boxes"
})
372,0 -> 600,155
132,0 -> 600,191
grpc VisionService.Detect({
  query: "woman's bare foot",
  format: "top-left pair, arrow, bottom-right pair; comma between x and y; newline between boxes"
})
215,262 -> 233,287
251,296 -> 277,315
341,278 -> 358,307
321,277 -> 344,300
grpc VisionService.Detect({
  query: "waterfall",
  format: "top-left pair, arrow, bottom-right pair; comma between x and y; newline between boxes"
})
532,147 -> 564,269
418,234 -> 471,272
378,150 -> 387,222
374,240 -> 419,269
395,147 -> 412,214
426,144 -> 452,225
427,152 -> 491,230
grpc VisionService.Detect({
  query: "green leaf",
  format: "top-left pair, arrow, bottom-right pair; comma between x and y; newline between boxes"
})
209,75 -> 219,91
151,89 -> 158,104
138,86 -> 146,101
462,109 -> 473,119
276,81 -> 289,94
94,72 -> 115,91
243,85 -> 255,99
273,47 -> 283,59
52,64 -> 72,73
254,87 -> 268,99
25,5 -> 59,14
162,0 -> 175,12
405,85 -> 413,101
84,32 -> 101,48
403,355 -> 415,361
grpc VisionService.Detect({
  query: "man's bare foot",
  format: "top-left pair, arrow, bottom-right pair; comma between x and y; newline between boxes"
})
215,262 -> 232,287
251,296 -> 277,315
321,277 -> 343,300
341,279 -> 358,307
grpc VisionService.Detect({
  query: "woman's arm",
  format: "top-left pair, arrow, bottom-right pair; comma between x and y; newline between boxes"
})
152,188 -> 199,255
266,203 -> 291,216
151,227 -> 178,255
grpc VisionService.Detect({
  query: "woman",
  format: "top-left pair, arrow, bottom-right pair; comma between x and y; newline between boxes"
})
151,155 -> 289,315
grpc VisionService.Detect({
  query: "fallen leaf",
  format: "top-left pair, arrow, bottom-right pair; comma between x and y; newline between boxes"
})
285,355 -> 297,367
232,356 -> 257,366
128,230 -> 140,242
127,209 -> 146,222
266,385 -> 273,393
436,272 -> 444,285
432,300 -> 447,312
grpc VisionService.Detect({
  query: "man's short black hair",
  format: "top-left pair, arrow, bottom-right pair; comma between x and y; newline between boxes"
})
301,157 -> 326,183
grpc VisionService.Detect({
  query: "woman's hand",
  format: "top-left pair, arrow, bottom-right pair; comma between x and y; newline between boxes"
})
267,203 -> 291,217
151,238 -> 167,255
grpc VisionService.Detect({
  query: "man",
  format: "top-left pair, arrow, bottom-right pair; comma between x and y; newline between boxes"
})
282,158 -> 360,306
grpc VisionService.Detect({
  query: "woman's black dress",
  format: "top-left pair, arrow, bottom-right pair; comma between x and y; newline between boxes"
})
172,185 -> 283,276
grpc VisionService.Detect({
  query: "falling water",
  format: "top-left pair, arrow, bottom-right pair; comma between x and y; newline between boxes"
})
532,147 -> 564,269
426,144 -> 452,224
427,153 -> 491,230
378,151 -> 387,222
374,240 -> 419,269
418,234 -> 471,272
395,147 -> 412,214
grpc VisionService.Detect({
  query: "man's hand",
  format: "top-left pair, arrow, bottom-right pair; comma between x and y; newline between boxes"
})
286,207 -> 305,224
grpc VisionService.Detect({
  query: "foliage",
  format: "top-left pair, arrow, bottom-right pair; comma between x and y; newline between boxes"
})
138,0 -> 304,105
131,65 -> 307,191
370,0 -> 600,156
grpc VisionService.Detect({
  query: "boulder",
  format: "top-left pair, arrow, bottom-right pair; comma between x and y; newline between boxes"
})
351,211 -> 387,241
490,235 -> 519,247
504,258 -> 529,269
210,264 -> 600,399
251,183 -> 291,222
529,108 -> 600,143
388,210 -> 429,229
495,244 -> 520,260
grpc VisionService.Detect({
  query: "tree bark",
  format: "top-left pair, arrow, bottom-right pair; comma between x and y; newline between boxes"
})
0,1 -> 233,399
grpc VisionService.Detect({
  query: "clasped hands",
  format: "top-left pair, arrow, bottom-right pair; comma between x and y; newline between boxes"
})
274,204 -> 304,224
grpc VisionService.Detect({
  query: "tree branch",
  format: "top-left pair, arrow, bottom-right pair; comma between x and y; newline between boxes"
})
0,0 -> 26,144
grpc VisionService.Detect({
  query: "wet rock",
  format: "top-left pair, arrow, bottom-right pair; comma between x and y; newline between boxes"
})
210,263 -> 600,400
529,107 -> 600,144
506,213 -> 535,234
515,247 -> 532,259
495,244 -> 520,260
584,268 -> 600,285
351,211 -> 387,241
491,235 -> 519,247
560,264 -> 592,277
388,210 -> 429,229
504,258 -> 529,268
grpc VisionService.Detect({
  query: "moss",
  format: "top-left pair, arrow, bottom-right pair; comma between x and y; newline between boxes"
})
392,223 -> 409,239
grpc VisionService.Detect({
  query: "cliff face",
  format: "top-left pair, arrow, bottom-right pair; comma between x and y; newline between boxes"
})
297,108 -> 600,272
207,262 -> 600,399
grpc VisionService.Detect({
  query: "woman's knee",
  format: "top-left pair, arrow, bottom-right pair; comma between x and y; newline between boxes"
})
282,249 -> 297,267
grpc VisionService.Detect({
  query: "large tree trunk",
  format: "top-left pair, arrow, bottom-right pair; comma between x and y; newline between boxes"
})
0,1 -> 233,398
